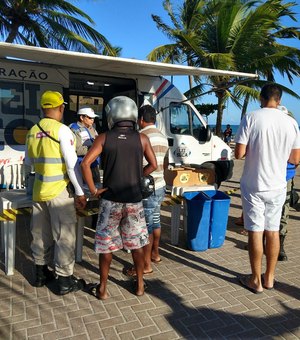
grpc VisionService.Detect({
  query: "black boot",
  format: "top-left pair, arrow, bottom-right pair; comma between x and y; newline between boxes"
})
57,275 -> 85,295
35,265 -> 56,287
278,235 -> 288,261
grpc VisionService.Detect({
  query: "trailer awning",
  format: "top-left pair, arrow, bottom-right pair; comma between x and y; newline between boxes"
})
0,42 -> 258,79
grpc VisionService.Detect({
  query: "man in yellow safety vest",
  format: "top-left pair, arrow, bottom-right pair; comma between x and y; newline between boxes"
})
26,91 -> 92,295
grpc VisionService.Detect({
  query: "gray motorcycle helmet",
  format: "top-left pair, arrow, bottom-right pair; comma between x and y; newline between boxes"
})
105,96 -> 138,129
140,175 -> 155,199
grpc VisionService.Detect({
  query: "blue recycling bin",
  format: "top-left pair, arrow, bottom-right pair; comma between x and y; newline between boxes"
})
204,190 -> 231,249
183,191 -> 211,251
183,190 -> 231,251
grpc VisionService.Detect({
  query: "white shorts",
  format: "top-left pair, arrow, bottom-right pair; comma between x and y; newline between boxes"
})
241,186 -> 286,232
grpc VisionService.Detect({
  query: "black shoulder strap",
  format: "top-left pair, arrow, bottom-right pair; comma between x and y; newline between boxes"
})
37,123 -> 60,144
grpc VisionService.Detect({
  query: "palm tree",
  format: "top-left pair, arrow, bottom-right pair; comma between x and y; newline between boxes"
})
149,0 -> 211,90
221,0 -> 300,120
149,0 -> 300,135
0,0 -> 118,55
191,0 -> 300,133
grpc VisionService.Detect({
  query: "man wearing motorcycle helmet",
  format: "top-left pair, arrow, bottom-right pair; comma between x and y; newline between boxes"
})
81,96 -> 157,299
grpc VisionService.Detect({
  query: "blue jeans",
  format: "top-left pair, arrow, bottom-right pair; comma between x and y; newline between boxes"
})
142,187 -> 166,234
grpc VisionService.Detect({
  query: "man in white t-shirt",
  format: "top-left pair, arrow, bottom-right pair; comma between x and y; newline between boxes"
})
235,83 -> 300,294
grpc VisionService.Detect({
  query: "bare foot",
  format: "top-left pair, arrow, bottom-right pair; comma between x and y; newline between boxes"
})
133,280 -> 147,296
261,273 -> 275,290
99,284 -> 109,300
135,282 -> 145,296
144,266 -> 153,274
239,274 -> 263,294
151,251 -> 161,263
125,267 -> 153,277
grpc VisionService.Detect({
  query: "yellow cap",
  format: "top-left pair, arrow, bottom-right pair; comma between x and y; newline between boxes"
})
40,91 -> 66,109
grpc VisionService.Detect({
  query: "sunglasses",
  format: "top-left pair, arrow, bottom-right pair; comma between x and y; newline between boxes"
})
84,115 -> 94,120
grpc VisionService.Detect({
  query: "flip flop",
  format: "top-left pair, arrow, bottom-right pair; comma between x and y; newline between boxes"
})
125,267 -> 153,277
151,258 -> 162,264
261,274 -> 276,290
239,275 -> 263,294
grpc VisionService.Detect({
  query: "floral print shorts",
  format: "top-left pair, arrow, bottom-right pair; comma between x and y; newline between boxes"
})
94,199 -> 149,254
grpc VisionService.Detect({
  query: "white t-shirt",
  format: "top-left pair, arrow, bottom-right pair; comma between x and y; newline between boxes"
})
235,107 -> 300,192
59,125 -> 84,196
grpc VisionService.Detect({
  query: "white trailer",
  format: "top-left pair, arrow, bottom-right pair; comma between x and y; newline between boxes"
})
0,42 -> 257,187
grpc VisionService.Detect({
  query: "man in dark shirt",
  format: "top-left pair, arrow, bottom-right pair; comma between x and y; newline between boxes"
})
223,124 -> 232,145
81,96 -> 157,299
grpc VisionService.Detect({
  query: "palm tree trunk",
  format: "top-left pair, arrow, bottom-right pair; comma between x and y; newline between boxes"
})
5,26 -> 19,43
188,75 -> 194,105
215,94 -> 224,136
240,93 -> 250,120
187,54 -> 194,104
188,75 -> 193,90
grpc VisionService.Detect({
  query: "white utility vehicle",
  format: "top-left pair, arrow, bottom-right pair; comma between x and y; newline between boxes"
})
0,43 -> 257,189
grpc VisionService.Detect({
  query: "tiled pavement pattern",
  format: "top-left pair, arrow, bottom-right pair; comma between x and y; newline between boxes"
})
1,159 -> 300,340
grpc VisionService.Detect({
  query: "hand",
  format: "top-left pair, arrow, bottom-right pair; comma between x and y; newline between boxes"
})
75,195 -> 87,209
93,187 -> 108,198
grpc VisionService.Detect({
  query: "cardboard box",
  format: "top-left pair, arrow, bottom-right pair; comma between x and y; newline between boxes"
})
164,167 -> 215,187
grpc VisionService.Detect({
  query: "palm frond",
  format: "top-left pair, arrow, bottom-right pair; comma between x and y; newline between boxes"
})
147,44 -> 181,63
151,14 -> 176,41
163,0 -> 181,30
0,0 -> 115,54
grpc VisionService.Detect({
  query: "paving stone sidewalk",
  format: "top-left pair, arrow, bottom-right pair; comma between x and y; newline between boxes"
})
1,159 -> 300,339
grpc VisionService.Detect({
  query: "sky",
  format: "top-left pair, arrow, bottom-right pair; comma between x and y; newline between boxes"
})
77,0 -> 300,126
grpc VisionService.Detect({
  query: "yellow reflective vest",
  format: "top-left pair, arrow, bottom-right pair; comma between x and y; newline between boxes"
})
26,118 -> 71,201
